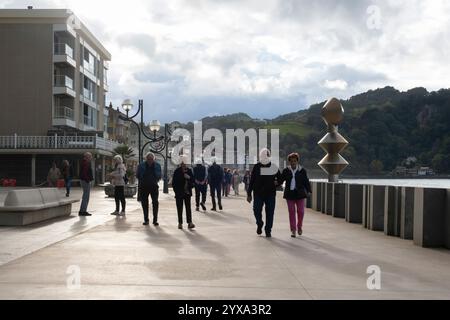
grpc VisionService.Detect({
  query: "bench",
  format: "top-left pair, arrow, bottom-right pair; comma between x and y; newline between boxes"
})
0,188 -> 79,226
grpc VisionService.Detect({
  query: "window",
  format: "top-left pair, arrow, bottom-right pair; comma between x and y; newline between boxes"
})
103,67 -> 108,85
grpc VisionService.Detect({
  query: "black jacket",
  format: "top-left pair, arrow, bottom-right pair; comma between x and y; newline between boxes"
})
247,162 -> 282,198
208,163 -> 223,186
280,167 -> 312,200
172,167 -> 194,198
193,164 -> 207,183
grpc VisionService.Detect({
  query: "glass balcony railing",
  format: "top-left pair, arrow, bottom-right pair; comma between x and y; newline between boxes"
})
54,43 -> 74,59
54,75 -> 74,90
54,106 -> 74,120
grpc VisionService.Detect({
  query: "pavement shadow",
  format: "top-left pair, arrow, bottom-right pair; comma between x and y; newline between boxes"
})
69,216 -> 89,232
182,229 -> 231,262
144,225 -> 184,254
112,215 -> 134,233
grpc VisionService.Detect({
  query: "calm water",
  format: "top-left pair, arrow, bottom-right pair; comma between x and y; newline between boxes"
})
311,179 -> 450,189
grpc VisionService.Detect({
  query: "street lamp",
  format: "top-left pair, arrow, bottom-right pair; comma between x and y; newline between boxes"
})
119,99 -> 174,194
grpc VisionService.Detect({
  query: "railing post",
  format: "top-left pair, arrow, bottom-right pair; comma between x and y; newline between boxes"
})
95,134 -> 98,149
14,133 -> 17,149
54,133 -> 58,149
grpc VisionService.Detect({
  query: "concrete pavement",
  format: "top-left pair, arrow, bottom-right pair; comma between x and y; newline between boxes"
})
0,186 -> 450,299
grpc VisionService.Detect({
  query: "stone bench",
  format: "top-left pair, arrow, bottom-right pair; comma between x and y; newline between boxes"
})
0,188 -> 78,226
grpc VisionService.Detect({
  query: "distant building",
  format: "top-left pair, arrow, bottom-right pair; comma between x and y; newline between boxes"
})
106,103 -> 130,144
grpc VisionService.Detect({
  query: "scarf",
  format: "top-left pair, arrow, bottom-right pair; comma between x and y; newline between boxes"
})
289,165 -> 302,191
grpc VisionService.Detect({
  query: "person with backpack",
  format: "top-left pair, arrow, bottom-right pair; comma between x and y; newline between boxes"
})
279,153 -> 312,237
109,155 -> 127,216
136,152 -> 162,226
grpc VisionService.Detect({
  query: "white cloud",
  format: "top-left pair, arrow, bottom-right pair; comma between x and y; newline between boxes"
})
324,79 -> 349,90
2,0 -> 450,122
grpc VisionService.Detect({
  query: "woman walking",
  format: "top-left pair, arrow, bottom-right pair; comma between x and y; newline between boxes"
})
232,169 -> 241,196
61,160 -> 73,197
109,155 -> 127,216
280,153 -> 312,237
172,158 -> 196,230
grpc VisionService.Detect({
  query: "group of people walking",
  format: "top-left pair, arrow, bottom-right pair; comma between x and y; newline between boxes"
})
69,147 -> 312,238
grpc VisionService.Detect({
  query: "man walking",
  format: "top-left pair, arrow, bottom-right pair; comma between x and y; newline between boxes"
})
137,152 -> 162,226
193,158 -> 208,212
208,157 -> 224,211
79,152 -> 93,216
247,149 -> 281,238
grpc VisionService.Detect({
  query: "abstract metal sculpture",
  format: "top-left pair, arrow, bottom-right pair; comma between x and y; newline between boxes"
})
318,98 -> 349,182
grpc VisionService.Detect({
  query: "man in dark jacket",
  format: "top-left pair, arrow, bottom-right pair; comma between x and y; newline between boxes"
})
79,152 -> 93,216
193,159 -> 208,212
208,158 -> 224,211
137,152 -> 162,226
247,149 -> 281,238
172,158 -> 195,229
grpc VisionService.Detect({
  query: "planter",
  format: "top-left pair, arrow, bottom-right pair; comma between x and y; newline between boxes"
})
104,184 -> 137,198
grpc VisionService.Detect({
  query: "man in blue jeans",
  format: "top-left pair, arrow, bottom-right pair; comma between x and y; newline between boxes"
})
79,152 -> 93,216
247,149 -> 281,238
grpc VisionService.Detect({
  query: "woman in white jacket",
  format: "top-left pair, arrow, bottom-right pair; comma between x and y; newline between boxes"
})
110,155 -> 127,215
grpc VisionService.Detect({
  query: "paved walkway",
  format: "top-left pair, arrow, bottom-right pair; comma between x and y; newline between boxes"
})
0,187 -> 450,299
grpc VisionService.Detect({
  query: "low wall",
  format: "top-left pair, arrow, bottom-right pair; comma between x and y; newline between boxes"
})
310,181 -> 450,249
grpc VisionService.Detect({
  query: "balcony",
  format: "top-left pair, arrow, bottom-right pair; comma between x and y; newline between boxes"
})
53,43 -> 76,68
0,135 -> 130,156
53,75 -> 76,98
54,106 -> 74,120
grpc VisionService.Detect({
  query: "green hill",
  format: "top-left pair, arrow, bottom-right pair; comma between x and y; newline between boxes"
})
178,86 -> 450,175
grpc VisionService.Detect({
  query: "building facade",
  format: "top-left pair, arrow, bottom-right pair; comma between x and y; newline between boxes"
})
0,9 -> 119,186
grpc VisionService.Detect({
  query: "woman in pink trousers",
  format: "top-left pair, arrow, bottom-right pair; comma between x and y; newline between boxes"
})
280,153 -> 312,237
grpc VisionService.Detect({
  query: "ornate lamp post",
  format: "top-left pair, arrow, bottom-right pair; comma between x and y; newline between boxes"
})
119,99 -> 175,194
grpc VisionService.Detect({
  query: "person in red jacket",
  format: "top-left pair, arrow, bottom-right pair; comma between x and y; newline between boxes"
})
79,152 -> 93,216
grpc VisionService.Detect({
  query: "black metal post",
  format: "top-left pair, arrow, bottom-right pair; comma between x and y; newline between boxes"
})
163,124 -> 169,194
138,99 -> 143,163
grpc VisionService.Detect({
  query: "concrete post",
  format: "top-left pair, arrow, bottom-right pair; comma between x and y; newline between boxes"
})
345,184 -> 364,224
333,183 -> 346,218
400,187 -> 415,240
31,154 -> 36,187
413,188 -> 446,247
102,156 -> 106,184
326,183 -> 334,215
367,185 -> 386,232
385,186 -> 401,237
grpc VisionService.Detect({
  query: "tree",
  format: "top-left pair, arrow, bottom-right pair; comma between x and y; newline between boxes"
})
113,145 -> 135,163
370,160 -> 384,174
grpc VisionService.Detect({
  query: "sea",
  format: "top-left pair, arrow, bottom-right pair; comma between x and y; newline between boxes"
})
311,179 -> 450,189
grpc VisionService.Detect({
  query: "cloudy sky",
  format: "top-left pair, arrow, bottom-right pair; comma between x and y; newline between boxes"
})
2,0 -> 450,123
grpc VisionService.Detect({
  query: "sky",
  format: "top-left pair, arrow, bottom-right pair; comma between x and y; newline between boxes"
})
2,0 -> 450,123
